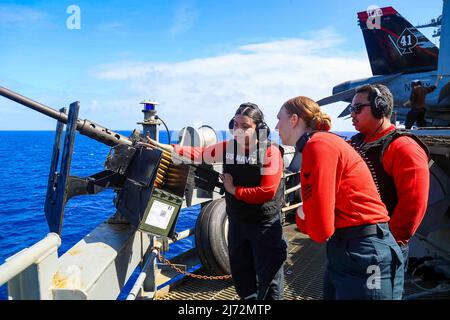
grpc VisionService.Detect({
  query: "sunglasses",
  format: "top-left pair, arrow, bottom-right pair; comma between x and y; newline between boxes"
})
349,103 -> 371,114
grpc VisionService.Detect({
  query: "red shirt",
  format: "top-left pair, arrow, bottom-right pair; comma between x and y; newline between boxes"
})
364,125 -> 430,245
173,141 -> 283,204
296,132 -> 389,243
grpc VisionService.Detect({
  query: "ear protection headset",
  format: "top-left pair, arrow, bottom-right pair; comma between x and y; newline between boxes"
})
229,103 -> 271,140
369,86 -> 390,119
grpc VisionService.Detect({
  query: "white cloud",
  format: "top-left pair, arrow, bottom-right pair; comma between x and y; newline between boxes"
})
92,29 -> 372,132
94,62 -> 155,80
0,5 -> 48,28
169,2 -> 199,36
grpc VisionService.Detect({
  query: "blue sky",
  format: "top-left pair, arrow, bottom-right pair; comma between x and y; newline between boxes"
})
0,0 -> 444,131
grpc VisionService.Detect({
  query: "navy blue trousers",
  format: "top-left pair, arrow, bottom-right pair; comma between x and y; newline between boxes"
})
227,213 -> 288,300
323,223 -> 405,300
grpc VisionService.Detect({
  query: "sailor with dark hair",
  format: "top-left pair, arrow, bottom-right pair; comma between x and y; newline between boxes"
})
151,102 -> 287,300
404,80 -> 437,129
222,103 -> 287,300
350,84 -> 431,274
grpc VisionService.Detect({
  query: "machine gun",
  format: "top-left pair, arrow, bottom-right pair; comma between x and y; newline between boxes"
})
0,86 -> 223,239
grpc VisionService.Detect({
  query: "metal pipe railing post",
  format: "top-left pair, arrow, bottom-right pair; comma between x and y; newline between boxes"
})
0,233 -> 61,287
126,249 -> 158,300
125,228 -> 196,300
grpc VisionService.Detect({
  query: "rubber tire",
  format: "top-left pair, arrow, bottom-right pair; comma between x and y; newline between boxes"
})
195,198 -> 231,275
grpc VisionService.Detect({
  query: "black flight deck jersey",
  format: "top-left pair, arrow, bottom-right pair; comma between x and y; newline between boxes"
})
223,140 -> 285,224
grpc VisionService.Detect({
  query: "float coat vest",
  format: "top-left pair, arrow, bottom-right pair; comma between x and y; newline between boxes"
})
223,140 -> 285,223
350,130 -> 430,216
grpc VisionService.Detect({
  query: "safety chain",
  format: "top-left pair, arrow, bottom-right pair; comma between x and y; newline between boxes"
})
153,247 -> 232,280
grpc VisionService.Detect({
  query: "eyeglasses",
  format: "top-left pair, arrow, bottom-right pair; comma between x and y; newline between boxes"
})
349,103 -> 371,114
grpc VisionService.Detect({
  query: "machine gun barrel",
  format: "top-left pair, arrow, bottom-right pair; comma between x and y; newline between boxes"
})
0,86 -> 131,147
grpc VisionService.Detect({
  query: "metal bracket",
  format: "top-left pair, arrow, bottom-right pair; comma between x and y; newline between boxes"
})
161,237 -> 170,253
66,170 -> 124,201
44,102 -> 127,234
44,102 -> 79,235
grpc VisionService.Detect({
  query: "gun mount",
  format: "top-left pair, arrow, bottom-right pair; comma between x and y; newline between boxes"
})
0,86 -> 224,238
0,85 -> 302,298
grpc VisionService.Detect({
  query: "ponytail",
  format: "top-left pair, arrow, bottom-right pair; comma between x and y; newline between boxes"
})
282,96 -> 332,131
310,111 -> 332,131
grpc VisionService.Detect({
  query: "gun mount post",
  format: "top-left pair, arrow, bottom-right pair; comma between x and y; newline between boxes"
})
138,100 -> 161,141
45,102 -> 80,235
44,107 -> 67,234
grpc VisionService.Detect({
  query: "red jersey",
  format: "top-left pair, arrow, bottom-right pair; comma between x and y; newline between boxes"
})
173,141 -> 283,204
364,125 -> 430,245
296,132 -> 389,243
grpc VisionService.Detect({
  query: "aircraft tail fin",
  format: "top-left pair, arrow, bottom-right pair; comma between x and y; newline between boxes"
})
358,6 -> 439,75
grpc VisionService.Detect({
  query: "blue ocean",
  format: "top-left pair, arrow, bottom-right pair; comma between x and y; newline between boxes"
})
0,130 -> 355,300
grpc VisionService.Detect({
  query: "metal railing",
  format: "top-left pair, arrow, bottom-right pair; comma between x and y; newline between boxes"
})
126,227 -> 196,300
283,171 -> 302,213
0,233 -> 61,287
126,248 -> 159,300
